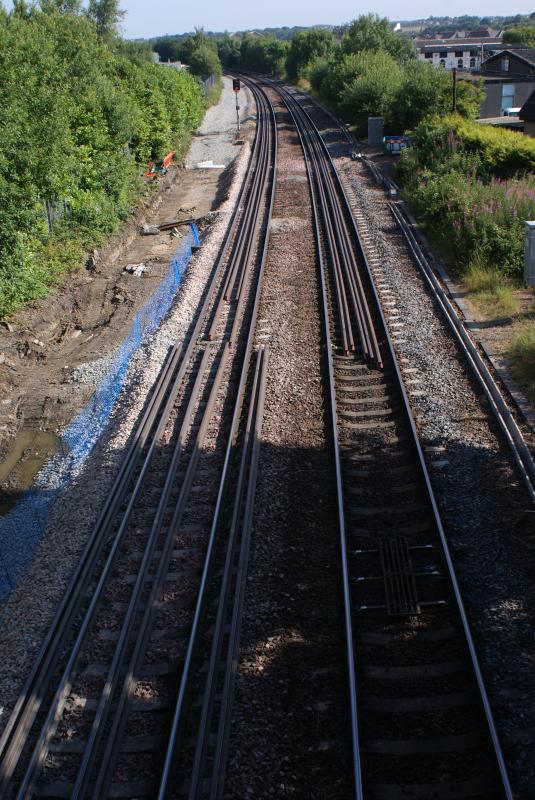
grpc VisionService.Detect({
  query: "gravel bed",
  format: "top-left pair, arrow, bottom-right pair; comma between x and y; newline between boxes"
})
336,155 -> 535,796
68,348 -> 122,386
225,90 -> 352,800
185,76 -> 253,169
0,131 -> 253,737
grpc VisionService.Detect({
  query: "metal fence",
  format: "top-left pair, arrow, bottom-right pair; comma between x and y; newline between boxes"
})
202,74 -> 217,96
42,199 -> 71,232
0,223 -> 199,600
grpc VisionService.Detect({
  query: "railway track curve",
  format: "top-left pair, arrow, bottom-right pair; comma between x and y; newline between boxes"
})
254,76 -> 513,800
0,81 -> 276,800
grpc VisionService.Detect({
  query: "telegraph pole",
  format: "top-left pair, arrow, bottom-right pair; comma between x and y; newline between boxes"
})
452,67 -> 457,112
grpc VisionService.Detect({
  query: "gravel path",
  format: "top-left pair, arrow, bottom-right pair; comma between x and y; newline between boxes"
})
185,76 -> 253,168
335,154 -> 535,798
0,122 -> 254,737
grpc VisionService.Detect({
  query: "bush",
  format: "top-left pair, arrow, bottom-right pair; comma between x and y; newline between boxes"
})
402,169 -> 535,278
396,113 -> 535,281
309,58 -> 331,94
0,9 -> 204,317
403,114 -> 535,178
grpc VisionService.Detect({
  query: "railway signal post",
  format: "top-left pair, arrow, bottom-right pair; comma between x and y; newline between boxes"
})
233,78 -> 241,133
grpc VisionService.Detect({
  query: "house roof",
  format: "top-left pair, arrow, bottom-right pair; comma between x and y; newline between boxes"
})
483,48 -> 535,69
520,89 -> 535,121
415,37 -> 502,48
468,28 -> 496,37
476,116 -> 524,129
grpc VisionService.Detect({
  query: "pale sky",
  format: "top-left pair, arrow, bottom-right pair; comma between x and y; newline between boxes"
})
3,0 -> 535,39
120,0 -> 535,39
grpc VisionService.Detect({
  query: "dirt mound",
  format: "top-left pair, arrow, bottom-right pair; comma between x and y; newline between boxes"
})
0,163 -> 231,496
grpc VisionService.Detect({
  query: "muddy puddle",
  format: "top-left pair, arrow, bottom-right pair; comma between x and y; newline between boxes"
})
0,429 -> 59,514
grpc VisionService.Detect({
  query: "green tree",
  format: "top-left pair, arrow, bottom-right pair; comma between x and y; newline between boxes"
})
176,35 -> 197,63
11,0 -> 33,19
311,52 -> 366,107
217,32 -> 241,67
342,14 -> 416,63
114,39 -> 153,64
87,0 -> 125,39
285,28 -> 335,80
189,44 -> 222,79
0,7 -> 204,317
337,51 -> 403,129
503,25 -> 535,47
309,57 -> 331,94
240,34 -> 289,76
455,78 -> 484,120
153,36 -> 182,63
40,0 -> 83,14
391,61 -> 453,130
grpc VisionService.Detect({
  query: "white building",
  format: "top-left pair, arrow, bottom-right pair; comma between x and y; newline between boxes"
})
415,38 -> 504,71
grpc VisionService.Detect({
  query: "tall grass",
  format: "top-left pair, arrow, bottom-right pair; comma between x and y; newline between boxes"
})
463,262 -> 520,318
511,321 -> 535,401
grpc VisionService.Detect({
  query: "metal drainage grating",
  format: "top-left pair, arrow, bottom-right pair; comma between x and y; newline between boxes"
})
379,537 -> 420,616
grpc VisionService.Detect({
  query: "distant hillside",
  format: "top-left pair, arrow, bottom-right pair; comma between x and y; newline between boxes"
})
146,25 -> 335,45
396,13 -> 535,37
141,14 -> 535,48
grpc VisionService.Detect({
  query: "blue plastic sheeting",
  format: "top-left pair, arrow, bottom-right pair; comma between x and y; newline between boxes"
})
0,224 -> 199,600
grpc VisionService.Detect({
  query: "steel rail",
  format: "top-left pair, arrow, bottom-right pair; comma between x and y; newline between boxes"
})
272,82 -> 380,366
279,87 -> 381,367
270,82 -> 363,800
209,346 -> 269,800
69,343 -> 226,800
94,81 -> 275,800
389,200 -> 535,503
221,117 -> 269,304
286,85 -> 535,504
91,343 -> 232,800
264,77 -> 513,800
0,74 -> 269,792
0,341 -> 181,792
0,77 -> 272,799
188,346 -> 268,799
14,345 -> 221,798
157,79 -> 277,799
48,81 -> 271,800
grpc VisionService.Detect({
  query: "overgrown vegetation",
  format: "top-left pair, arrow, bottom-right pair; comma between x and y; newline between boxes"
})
239,34 -> 290,77
503,25 -> 535,47
0,4 -> 204,317
306,15 -> 482,133
285,28 -> 335,81
511,321 -> 535,401
155,28 -> 223,80
397,115 -> 535,283
463,262 -> 520,318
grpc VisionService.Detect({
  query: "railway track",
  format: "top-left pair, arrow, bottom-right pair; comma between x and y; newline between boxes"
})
255,78 -> 514,799
299,87 -> 535,506
0,82 -> 276,799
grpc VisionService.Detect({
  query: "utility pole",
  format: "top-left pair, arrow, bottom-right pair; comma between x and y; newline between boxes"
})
233,77 -> 241,133
452,67 -> 457,112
